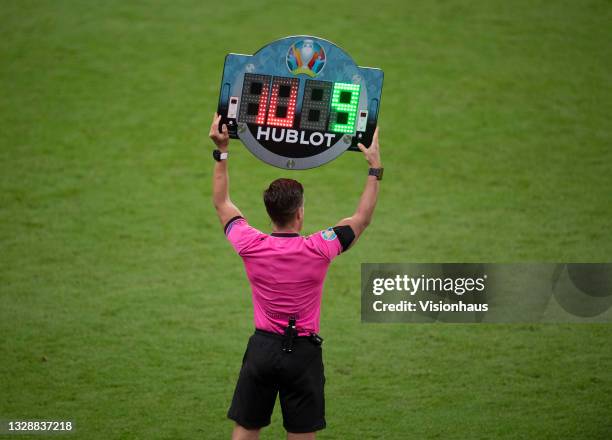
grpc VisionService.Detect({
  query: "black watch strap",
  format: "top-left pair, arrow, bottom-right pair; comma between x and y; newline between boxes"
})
368,167 -> 384,180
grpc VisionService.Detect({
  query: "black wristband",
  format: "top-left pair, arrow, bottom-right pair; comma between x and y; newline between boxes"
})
368,167 -> 384,180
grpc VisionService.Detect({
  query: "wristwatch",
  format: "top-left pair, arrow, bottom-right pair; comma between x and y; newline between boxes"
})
368,167 -> 384,180
213,149 -> 228,162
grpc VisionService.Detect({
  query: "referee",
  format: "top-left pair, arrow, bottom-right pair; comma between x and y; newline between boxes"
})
209,113 -> 382,439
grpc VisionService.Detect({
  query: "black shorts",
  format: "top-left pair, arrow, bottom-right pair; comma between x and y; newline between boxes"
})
227,330 -> 326,433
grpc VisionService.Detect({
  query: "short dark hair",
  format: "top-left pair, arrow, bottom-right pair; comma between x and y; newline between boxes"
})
263,178 -> 304,226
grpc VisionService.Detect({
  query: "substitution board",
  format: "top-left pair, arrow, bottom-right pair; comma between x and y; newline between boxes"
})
217,35 -> 383,170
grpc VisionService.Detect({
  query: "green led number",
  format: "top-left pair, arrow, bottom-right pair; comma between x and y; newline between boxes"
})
328,82 -> 360,134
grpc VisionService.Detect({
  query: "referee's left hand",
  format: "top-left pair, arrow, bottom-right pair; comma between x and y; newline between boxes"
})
209,112 -> 229,151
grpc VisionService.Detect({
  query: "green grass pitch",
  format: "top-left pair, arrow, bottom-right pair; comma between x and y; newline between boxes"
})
1,0 -> 611,438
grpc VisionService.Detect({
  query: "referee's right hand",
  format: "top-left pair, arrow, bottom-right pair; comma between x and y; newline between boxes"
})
357,126 -> 381,168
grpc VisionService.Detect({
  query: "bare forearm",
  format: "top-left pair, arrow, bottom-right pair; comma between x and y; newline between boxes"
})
354,175 -> 379,227
212,160 -> 230,207
211,158 -> 242,225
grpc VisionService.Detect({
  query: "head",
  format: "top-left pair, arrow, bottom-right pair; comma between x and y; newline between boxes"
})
263,178 -> 304,231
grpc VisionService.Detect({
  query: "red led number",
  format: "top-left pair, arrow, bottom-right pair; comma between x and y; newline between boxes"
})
266,79 -> 299,128
256,83 -> 269,125
238,74 -> 272,126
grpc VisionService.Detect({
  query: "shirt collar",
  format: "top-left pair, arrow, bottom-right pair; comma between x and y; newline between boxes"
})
270,232 -> 300,237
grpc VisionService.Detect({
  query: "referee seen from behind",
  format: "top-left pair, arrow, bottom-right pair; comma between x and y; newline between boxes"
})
209,113 -> 383,439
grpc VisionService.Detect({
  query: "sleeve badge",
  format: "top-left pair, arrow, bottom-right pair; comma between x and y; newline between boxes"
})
321,227 -> 337,241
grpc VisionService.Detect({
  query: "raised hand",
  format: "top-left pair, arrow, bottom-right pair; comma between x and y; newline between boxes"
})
357,126 -> 381,168
209,112 -> 229,151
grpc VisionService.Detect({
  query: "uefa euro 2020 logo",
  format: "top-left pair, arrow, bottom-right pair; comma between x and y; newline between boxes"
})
286,39 -> 326,77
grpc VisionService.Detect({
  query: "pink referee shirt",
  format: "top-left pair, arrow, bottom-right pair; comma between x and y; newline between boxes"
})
225,217 -> 343,336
